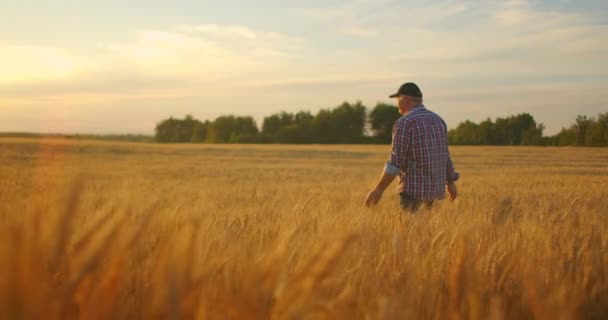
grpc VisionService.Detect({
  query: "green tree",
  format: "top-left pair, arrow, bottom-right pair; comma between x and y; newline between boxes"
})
369,103 -> 401,143
207,115 -> 259,143
312,109 -> 336,144
448,113 -> 544,145
155,116 -> 200,143
178,115 -> 197,142
289,111 -> 315,143
555,127 -> 577,146
331,101 -> 367,143
585,113 -> 608,146
294,111 -> 314,126
448,120 -> 482,145
478,118 -> 495,145
262,112 -> 294,138
190,120 -> 208,143
507,113 -> 543,145
155,117 -> 178,143
574,115 -> 592,146
522,122 -> 545,145
231,116 -> 259,143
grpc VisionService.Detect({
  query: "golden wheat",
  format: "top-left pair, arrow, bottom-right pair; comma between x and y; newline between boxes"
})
0,137 -> 607,319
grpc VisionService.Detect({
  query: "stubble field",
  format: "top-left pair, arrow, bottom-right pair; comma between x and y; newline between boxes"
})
0,138 -> 607,319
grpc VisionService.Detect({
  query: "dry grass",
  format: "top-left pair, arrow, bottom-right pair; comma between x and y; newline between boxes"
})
1,137 -> 607,319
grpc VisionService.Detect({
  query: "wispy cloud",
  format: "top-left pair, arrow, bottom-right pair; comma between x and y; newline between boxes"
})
339,26 -> 378,37
0,24 -> 302,100
0,45 -> 93,85
102,29 -> 247,79
178,24 -> 258,40
293,0 -> 469,36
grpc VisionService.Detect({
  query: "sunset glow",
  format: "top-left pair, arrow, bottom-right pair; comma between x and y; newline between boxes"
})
1,0 -> 607,134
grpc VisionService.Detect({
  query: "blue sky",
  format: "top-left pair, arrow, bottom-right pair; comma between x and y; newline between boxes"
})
1,0 -> 607,134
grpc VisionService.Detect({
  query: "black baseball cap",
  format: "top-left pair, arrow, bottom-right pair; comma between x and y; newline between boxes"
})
389,82 -> 423,98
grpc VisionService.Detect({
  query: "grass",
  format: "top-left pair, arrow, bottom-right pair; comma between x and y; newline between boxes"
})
1,137 -> 607,319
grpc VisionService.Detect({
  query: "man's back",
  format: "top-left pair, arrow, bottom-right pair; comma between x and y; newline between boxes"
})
391,105 -> 455,200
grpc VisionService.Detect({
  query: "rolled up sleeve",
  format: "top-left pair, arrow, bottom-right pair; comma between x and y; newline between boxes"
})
387,119 -> 409,175
384,162 -> 400,176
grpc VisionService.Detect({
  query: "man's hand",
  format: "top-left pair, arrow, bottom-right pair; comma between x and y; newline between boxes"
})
365,189 -> 383,207
447,182 -> 458,201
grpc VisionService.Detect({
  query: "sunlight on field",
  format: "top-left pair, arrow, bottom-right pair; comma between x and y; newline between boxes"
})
1,138 -> 607,319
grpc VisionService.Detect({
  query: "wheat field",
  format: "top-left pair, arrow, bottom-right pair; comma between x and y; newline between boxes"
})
0,137 -> 607,319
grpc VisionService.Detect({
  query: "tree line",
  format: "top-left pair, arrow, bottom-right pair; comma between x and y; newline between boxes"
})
155,102 -> 608,146
448,113 -> 608,146
155,101 -> 395,144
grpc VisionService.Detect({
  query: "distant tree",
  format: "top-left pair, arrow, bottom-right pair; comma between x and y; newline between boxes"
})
478,118 -> 495,145
191,120 -> 208,143
178,115 -> 197,142
207,115 -> 259,143
331,101 -> 367,143
262,112 -> 294,137
275,125 -> 308,143
290,111 -> 315,143
555,127 -> 577,146
155,115 -> 206,143
508,113 -> 543,145
448,113 -> 544,145
369,103 -> 401,143
312,109 -> 336,144
574,115 -> 592,146
155,117 -> 177,143
522,122 -> 545,146
155,117 -> 187,143
449,120 -> 482,145
261,104 -> 367,144
262,114 -> 280,138
294,111 -> 314,126
232,116 -> 259,143
207,116 -> 233,143
154,105 -> 607,146
492,117 -> 509,145
585,113 -> 608,146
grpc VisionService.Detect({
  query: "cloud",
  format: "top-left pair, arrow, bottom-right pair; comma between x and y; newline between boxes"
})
103,29 -> 244,78
382,1 -> 608,83
0,24 -> 302,104
294,0 -> 469,36
493,0 -> 586,28
178,24 -> 258,40
0,45 -> 93,85
340,26 -> 378,37
249,72 -> 407,89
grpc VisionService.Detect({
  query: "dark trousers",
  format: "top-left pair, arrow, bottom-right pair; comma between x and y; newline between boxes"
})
400,193 -> 434,212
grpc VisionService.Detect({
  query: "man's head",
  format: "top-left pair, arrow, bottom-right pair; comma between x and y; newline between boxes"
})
389,82 -> 423,115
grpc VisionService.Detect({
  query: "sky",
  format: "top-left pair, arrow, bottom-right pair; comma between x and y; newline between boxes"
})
1,0 -> 607,135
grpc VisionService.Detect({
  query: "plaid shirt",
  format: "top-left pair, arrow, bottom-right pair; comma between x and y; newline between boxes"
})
386,105 -> 459,200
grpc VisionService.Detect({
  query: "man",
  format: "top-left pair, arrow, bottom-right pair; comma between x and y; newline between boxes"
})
364,82 -> 459,211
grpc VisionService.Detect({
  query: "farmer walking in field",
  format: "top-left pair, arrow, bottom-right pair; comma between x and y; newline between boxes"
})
364,82 -> 459,212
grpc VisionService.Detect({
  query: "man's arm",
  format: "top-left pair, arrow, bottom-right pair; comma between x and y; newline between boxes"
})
446,153 -> 459,201
364,164 -> 398,207
442,119 -> 459,201
446,154 -> 459,183
365,119 -> 409,207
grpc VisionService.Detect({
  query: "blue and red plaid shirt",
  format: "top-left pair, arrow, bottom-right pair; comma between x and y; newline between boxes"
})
385,105 -> 459,200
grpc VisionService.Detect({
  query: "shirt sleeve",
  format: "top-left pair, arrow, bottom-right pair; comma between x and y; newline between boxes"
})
446,153 -> 459,183
385,119 -> 409,175
443,118 -> 459,183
